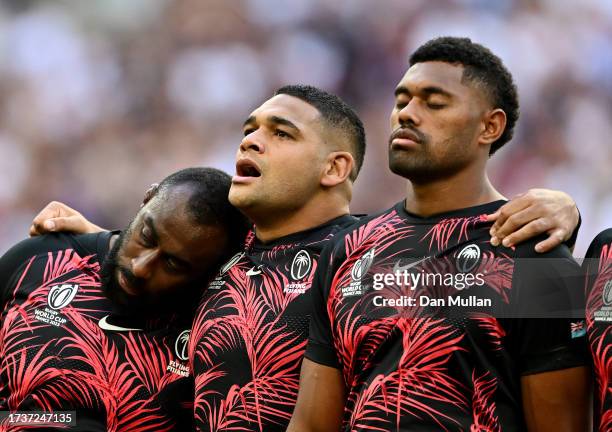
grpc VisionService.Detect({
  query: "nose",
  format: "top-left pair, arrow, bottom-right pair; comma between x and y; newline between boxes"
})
131,250 -> 158,279
240,130 -> 265,154
397,99 -> 421,127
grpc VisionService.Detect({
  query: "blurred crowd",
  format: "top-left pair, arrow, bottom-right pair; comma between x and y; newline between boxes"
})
0,0 -> 610,256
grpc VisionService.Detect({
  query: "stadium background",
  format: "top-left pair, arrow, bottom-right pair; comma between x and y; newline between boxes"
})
0,0 -> 610,256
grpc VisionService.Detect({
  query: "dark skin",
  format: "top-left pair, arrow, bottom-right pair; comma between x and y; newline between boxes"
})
105,184 -> 229,307
288,62 -> 589,432
114,186 -> 226,298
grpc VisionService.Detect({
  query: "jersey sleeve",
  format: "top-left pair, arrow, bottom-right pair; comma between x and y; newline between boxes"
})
0,236 -> 48,310
510,240 -> 589,375
582,228 -> 612,287
0,232 -> 110,310
304,240 -> 341,368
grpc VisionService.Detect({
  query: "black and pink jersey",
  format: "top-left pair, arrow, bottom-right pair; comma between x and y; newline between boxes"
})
189,215 -> 356,432
0,233 -> 193,432
583,228 -> 612,431
306,200 -> 587,431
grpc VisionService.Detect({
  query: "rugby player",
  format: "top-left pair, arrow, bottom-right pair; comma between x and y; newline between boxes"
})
0,167 -> 248,431
583,229 -> 612,431
31,85 -> 583,431
289,37 -> 590,431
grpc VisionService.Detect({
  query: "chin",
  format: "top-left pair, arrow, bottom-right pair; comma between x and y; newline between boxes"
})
229,190 -> 257,211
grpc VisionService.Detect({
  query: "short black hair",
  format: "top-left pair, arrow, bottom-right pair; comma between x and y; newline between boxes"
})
274,84 -> 366,181
157,167 -> 250,251
409,36 -> 519,155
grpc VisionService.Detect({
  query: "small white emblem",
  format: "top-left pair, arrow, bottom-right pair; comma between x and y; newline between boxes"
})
220,252 -> 244,275
98,315 -> 143,332
175,330 -> 190,361
246,266 -> 263,277
603,280 -> 612,306
351,249 -> 376,281
456,244 -> 481,273
291,250 -> 312,281
47,284 -> 79,310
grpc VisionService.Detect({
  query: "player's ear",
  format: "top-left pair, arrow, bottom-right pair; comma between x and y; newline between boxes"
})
478,108 -> 506,147
141,183 -> 160,207
321,151 -> 354,187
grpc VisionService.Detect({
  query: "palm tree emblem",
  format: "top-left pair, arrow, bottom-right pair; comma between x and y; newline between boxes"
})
456,244 -> 481,273
175,330 -> 191,361
291,250 -> 312,280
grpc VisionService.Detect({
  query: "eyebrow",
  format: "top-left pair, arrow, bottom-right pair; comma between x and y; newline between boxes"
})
394,85 -> 453,98
242,115 -> 301,134
143,214 -> 158,241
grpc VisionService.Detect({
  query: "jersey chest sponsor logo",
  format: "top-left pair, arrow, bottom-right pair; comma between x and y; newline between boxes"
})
167,330 -> 191,377
33,284 -> 80,327
341,248 -> 376,297
455,244 -> 481,273
593,279 -> 612,323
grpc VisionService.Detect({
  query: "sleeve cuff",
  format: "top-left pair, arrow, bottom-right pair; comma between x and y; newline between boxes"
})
520,342 -> 589,376
304,340 -> 341,369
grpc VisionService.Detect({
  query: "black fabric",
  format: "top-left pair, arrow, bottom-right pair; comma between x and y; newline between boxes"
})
582,228 -> 612,431
190,215 -> 357,432
306,200 -> 588,431
0,232 -> 193,432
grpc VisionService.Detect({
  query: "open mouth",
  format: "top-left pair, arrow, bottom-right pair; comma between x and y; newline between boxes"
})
235,159 -> 261,178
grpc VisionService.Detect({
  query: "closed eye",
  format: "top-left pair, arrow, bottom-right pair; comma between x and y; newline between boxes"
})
274,129 -> 292,139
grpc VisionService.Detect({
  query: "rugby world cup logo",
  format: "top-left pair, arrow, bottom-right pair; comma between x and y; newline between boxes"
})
351,248 -> 376,282
603,279 -> 612,306
291,250 -> 312,281
456,244 -> 481,273
220,252 -> 244,275
175,330 -> 190,361
47,284 -> 79,310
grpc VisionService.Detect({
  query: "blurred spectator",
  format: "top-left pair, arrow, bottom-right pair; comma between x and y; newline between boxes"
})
0,0 -> 610,256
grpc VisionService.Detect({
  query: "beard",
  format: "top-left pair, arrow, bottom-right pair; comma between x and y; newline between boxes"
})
99,224 -> 203,319
388,134 -> 474,184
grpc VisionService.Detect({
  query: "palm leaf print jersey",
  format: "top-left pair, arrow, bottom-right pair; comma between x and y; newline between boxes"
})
583,229 -> 612,432
0,233 -> 193,431
190,215 -> 356,432
306,201 -> 588,431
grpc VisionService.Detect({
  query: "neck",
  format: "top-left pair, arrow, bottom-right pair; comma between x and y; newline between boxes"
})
404,162 -> 505,217
250,195 -> 350,243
